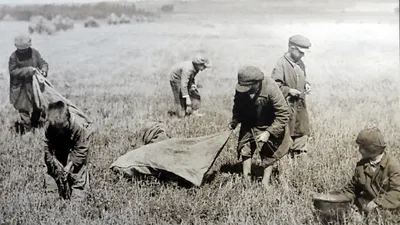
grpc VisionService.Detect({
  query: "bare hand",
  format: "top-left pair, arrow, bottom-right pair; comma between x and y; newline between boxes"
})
186,106 -> 193,115
229,122 -> 238,130
365,201 -> 378,212
257,131 -> 270,143
289,88 -> 301,96
305,83 -> 311,94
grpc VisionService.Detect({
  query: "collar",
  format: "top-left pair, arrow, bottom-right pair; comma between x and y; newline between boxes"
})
284,53 -> 297,67
369,152 -> 386,167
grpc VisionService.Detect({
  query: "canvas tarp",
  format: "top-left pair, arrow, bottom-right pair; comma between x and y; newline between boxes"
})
110,131 -> 232,186
32,73 -> 93,124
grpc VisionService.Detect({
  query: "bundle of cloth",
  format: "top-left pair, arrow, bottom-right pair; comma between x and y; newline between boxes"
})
111,122 -> 232,186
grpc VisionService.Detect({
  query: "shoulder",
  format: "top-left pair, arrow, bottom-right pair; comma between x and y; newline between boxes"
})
9,51 -> 17,60
385,152 -> 400,173
259,77 -> 280,98
31,48 -> 42,57
274,56 -> 286,67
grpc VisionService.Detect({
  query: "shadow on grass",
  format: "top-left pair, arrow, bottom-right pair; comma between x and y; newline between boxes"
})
111,169 -> 195,189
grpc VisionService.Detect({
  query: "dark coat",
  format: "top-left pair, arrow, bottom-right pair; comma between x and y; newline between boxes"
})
335,152 -> 400,211
271,53 -> 310,136
8,48 -> 48,111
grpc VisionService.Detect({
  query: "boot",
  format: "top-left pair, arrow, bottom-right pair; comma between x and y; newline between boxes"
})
242,157 -> 252,182
262,166 -> 273,189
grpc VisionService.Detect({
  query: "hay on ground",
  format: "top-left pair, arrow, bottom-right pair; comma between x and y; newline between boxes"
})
84,17 -> 99,28
28,15 -> 56,35
107,13 -> 119,25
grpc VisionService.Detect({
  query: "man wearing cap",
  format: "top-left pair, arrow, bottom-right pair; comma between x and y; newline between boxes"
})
229,65 -> 291,189
9,34 -> 49,134
313,127 -> 400,217
44,101 -> 91,201
169,55 -> 211,118
271,34 -> 312,158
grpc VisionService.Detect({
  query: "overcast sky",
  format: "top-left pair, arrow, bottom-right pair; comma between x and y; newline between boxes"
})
0,0 -> 148,4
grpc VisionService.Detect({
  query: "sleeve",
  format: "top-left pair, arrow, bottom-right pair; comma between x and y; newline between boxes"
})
8,53 -> 33,79
44,127 -> 55,170
35,50 -> 49,76
334,169 -> 359,202
299,60 -> 309,88
69,126 -> 90,169
271,60 -> 291,97
265,81 -> 290,138
231,92 -> 241,125
180,68 -> 192,98
374,163 -> 400,209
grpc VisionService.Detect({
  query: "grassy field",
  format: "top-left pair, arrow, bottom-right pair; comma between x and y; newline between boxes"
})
0,2 -> 399,224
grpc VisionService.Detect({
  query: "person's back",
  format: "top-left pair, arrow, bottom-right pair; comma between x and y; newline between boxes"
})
168,56 -> 210,118
169,61 -> 196,82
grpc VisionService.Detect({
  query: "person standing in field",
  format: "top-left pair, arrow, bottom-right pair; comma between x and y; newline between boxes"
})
271,34 -> 312,158
8,34 -> 49,134
169,55 -> 211,118
229,65 -> 292,189
313,127 -> 400,220
44,101 -> 92,201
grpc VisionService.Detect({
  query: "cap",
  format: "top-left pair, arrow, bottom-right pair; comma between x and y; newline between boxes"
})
14,34 -> 32,50
236,66 -> 264,93
289,35 -> 311,53
356,127 -> 386,154
192,55 -> 211,68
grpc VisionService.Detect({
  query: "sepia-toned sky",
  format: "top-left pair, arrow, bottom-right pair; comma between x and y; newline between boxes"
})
0,0 -> 148,4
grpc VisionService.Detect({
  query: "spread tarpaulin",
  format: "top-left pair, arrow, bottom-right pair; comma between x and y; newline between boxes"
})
110,131 -> 232,186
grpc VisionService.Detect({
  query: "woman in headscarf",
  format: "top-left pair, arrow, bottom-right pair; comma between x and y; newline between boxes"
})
9,34 -> 49,134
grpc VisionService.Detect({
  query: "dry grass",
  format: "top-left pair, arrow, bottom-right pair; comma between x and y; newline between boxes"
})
0,5 -> 399,225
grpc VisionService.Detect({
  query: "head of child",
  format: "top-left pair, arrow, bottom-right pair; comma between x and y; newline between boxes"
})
356,127 -> 386,160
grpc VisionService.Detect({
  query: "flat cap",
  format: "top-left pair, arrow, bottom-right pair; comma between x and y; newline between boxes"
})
192,54 -> 211,68
14,34 -> 32,50
356,127 -> 386,154
236,65 -> 264,93
289,34 -> 311,51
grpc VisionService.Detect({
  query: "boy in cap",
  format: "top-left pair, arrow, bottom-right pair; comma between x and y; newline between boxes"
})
44,101 -> 91,201
271,34 -> 312,158
229,65 -> 291,188
9,34 -> 49,134
169,55 -> 211,118
313,127 -> 400,216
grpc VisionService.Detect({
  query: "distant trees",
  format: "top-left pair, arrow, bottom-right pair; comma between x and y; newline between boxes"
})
0,2 -> 138,21
161,4 -> 174,13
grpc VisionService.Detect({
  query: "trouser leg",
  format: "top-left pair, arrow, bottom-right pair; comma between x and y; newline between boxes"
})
170,81 -> 185,118
289,135 -> 308,158
18,110 -> 32,134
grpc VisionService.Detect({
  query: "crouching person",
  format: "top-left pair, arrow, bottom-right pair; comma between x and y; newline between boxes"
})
229,66 -> 291,189
44,101 -> 91,201
169,55 -> 211,118
313,127 -> 400,221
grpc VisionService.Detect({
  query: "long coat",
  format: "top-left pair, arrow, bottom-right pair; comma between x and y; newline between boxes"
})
271,53 -> 310,136
8,48 -> 48,111
231,76 -> 291,164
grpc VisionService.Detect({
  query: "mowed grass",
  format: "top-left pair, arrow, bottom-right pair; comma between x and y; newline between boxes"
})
0,10 -> 399,225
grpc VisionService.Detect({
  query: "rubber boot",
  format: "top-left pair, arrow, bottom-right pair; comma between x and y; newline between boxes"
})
242,157 -> 252,182
262,166 -> 273,189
